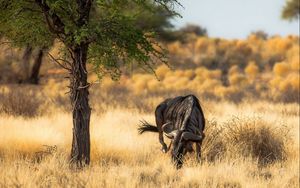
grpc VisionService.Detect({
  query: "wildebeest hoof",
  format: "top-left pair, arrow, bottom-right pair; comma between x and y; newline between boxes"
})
162,145 -> 168,153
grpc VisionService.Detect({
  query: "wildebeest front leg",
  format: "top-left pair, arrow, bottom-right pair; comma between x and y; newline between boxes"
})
167,140 -> 173,152
159,133 -> 168,153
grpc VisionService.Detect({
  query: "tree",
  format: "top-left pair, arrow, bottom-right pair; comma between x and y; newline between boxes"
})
125,1 -> 176,41
28,47 -> 47,84
18,45 -> 47,84
179,24 -> 207,36
0,1 -> 54,84
1,1 -> 177,84
170,24 -> 208,43
0,0 -> 180,166
250,30 -> 268,40
282,0 -> 300,21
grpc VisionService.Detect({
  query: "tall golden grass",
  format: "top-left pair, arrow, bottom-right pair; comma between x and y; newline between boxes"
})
0,35 -> 299,187
0,87 -> 299,187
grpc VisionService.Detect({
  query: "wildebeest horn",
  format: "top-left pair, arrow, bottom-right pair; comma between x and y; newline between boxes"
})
162,122 -> 177,139
181,132 -> 203,142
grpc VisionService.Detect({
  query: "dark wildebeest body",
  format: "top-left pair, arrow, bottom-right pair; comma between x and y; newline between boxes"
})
138,95 -> 205,168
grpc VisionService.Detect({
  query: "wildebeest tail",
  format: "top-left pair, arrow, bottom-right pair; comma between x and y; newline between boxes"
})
138,120 -> 158,134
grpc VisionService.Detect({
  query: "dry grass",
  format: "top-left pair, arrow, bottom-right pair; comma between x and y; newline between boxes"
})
0,87 -> 46,117
0,99 -> 298,187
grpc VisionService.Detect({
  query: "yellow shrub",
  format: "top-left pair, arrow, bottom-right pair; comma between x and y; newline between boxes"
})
195,67 -> 208,77
174,70 -> 185,77
183,70 -> 195,79
229,73 -> 247,86
147,79 -> 162,91
208,69 -> 222,79
156,65 -> 169,80
245,61 -> 259,77
269,76 -> 282,89
290,57 -> 299,71
214,86 -> 228,98
163,76 -> 178,89
101,78 -> 115,90
273,62 -> 290,77
131,74 -> 144,81
287,74 -> 300,91
195,37 -> 209,52
279,79 -> 291,92
0,85 -> 10,94
175,77 -> 190,88
193,75 -> 205,83
133,79 -> 147,94
229,65 -> 240,75
187,80 -> 199,89
200,79 -> 222,92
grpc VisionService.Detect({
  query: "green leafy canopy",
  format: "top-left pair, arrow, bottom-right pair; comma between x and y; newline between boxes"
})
282,0 -> 300,21
0,0 -> 182,80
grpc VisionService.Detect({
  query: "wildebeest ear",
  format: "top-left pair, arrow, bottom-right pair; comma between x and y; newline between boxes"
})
181,132 -> 203,142
162,122 -> 173,133
162,122 -> 177,138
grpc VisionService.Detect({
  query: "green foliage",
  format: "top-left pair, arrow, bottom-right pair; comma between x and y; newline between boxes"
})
0,0 -> 180,80
122,1 -> 176,41
0,1 -> 54,47
282,0 -> 300,21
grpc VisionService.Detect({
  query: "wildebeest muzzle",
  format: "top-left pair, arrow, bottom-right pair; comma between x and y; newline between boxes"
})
162,123 -> 203,168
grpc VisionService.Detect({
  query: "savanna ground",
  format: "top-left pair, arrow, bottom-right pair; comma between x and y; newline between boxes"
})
0,35 -> 299,187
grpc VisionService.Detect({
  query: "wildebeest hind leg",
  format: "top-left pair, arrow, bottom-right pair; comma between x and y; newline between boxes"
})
155,104 -> 168,153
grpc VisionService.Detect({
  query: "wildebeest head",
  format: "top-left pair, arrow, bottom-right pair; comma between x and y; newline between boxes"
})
162,122 -> 203,168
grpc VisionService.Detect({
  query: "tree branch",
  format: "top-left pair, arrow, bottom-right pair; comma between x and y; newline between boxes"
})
34,0 -> 66,36
48,52 -> 72,71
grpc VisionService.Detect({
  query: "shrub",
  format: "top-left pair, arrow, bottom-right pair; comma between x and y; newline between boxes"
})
245,61 -> 259,78
201,119 -> 226,162
228,65 -> 240,75
290,57 -> 299,71
228,73 -> 247,86
273,62 -> 290,77
0,88 -> 44,117
155,65 -> 169,80
224,117 -> 288,165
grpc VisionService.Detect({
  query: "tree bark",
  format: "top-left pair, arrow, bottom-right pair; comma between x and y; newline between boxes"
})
69,43 -> 91,166
27,48 -> 45,84
21,45 -> 33,81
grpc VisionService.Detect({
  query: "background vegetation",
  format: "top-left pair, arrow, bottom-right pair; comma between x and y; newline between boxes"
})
0,0 -> 299,187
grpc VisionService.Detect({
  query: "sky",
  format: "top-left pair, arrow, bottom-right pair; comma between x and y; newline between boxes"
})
172,0 -> 299,39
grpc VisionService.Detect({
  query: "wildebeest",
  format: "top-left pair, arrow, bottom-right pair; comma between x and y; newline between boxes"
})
138,94 -> 205,168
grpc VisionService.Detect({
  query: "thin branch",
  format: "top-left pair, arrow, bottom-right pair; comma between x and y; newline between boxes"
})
77,83 -> 90,90
48,52 -> 71,71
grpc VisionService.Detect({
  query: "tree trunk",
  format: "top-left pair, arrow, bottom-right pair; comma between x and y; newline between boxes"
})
69,43 -> 91,166
27,48 -> 45,84
21,45 -> 33,81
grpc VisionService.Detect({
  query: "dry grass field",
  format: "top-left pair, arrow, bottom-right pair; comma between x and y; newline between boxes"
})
0,35 -> 299,187
0,85 -> 299,187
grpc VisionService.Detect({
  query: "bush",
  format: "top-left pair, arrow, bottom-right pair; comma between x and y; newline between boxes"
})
201,117 -> 289,165
273,62 -> 290,77
224,117 -> 288,165
201,119 -> 226,162
0,88 -> 44,117
245,61 -> 259,78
